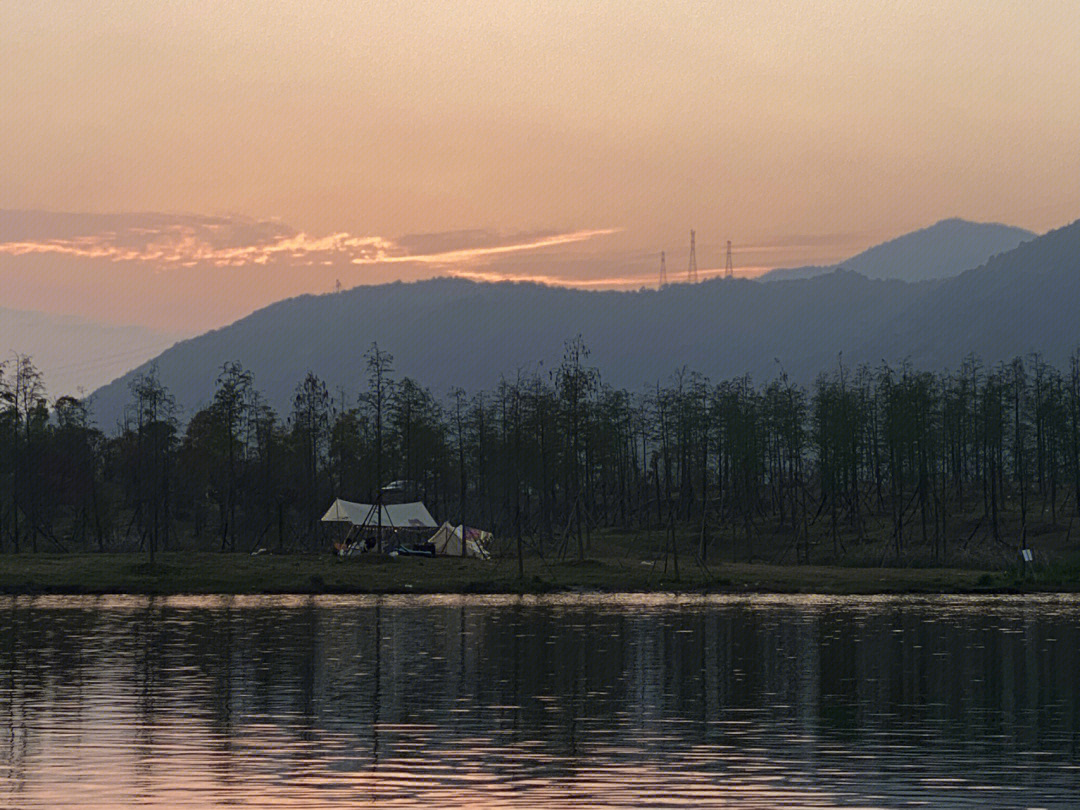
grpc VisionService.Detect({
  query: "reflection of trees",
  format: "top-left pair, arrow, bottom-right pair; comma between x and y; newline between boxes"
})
0,597 -> 1079,804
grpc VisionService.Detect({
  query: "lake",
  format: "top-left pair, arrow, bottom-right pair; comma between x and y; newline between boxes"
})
1,593 -> 1078,808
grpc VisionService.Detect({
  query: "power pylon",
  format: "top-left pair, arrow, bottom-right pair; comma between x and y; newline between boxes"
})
659,251 -> 667,287
725,241 -> 734,279
687,230 -> 698,283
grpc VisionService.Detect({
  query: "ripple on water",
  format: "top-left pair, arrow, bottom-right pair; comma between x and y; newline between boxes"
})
1,593 -> 1079,808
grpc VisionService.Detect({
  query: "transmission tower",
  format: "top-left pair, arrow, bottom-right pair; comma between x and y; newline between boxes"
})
725,240 -> 734,279
687,230 -> 698,283
659,251 -> 667,287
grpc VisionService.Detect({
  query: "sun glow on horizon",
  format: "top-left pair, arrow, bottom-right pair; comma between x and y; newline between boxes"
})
3,2 -> 1079,335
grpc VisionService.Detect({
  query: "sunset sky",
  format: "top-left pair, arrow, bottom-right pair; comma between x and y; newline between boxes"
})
3,1 -> 1080,336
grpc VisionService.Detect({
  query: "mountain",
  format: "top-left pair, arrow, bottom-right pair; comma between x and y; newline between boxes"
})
755,264 -> 831,283
759,219 -> 1035,283
88,220 -> 1080,428
86,273 -> 926,425
861,217 -> 1080,368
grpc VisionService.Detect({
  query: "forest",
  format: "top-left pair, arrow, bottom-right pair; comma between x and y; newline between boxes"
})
4,339 -> 1080,570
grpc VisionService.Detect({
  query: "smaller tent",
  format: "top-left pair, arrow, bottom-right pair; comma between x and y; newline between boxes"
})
428,522 -> 491,559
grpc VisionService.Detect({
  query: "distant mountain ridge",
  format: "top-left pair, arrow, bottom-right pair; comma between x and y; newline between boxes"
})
759,218 -> 1035,283
87,219 -> 1080,429
0,309 -> 184,398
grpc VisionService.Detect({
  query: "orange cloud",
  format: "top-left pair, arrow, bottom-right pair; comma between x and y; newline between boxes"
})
0,218 -> 617,270
355,228 -> 621,266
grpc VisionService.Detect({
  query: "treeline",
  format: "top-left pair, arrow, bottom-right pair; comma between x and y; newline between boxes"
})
4,342 -> 1080,565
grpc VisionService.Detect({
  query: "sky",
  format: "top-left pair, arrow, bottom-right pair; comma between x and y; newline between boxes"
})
3,1 -> 1080,343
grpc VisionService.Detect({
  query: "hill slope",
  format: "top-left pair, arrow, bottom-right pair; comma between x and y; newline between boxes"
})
760,218 -> 1034,283
89,220 -> 1080,428
88,274 -> 925,424
865,218 -> 1080,368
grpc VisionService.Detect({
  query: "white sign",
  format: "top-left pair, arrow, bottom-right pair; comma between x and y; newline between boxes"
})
1021,548 -> 1033,563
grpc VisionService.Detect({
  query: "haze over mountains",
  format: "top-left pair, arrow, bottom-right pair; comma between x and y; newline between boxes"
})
759,218 -> 1035,282
1,309 -> 184,398
86,218 -> 1080,428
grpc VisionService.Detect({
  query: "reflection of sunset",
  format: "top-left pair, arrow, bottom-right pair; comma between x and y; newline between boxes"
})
2,594 -> 1079,808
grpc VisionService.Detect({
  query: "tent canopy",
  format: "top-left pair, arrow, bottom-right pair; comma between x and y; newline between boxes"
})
321,498 -> 437,529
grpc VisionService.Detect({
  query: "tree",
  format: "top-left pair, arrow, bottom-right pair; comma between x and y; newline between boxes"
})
210,362 -> 255,550
3,355 -> 48,551
555,337 -> 598,561
291,372 -> 333,549
51,396 -> 105,550
124,365 -> 178,561
362,344 -> 394,552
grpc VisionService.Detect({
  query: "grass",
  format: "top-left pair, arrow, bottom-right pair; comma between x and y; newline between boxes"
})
1,549 -> 1077,595
5,520 -> 1080,595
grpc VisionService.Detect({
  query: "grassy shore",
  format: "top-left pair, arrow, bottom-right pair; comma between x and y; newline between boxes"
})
0,551 -> 1076,595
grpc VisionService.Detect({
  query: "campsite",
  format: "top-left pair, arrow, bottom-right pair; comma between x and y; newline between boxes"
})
321,497 -> 491,559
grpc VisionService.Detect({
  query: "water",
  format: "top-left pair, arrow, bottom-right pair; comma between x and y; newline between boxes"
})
1,594 -> 1078,809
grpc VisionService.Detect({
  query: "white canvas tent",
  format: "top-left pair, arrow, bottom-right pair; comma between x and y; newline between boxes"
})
321,498 -> 437,530
428,521 -> 491,559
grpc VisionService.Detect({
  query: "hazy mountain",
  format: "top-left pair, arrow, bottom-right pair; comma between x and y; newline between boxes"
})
759,218 -> 1035,283
86,219 -> 1080,428
86,273 -> 923,425
0,308 -> 185,398
863,217 -> 1080,369
755,264 -> 832,282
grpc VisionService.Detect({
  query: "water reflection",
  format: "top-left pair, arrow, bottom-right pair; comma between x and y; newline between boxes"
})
1,594 -> 1079,808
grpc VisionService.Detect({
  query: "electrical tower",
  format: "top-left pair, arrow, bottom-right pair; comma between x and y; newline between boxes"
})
659,251 -> 667,287
687,230 -> 698,283
725,240 -> 734,279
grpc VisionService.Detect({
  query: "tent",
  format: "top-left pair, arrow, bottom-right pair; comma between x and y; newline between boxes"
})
321,498 -> 437,530
428,521 -> 491,559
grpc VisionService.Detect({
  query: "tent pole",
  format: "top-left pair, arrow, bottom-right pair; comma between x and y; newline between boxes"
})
384,495 -> 397,551
377,486 -> 383,554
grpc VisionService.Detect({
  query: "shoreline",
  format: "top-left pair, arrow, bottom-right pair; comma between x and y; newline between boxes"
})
0,553 -> 1074,597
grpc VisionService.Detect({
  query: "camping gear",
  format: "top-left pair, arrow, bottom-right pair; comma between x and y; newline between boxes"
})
393,543 -> 436,557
